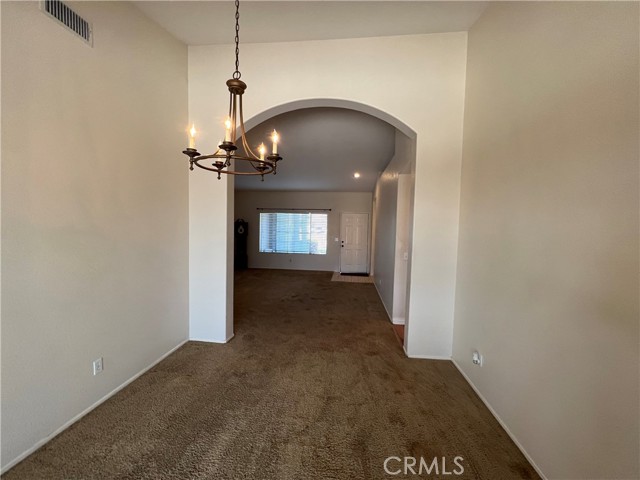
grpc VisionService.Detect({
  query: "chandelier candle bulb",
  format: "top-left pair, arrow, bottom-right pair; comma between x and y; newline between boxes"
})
259,143 -> 266,160
188,124 -> 197,149
271,130 -> 279,154
224,118 -> 232,142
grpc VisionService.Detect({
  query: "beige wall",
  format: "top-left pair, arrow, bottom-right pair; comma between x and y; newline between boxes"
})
453,2 -> 639,478
1,1 -> 188,471
392,173 -> 414,326
373,170 -> 398,317
234,190 -> 372,272
189,32 -> 468,357
372,130 -> 415,324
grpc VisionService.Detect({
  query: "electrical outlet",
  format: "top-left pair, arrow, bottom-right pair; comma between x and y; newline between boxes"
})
472,351 -> 483,367
92,357 -> 103,375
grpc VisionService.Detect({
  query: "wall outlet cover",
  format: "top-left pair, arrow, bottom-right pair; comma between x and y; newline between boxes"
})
92,357 -> 104,375
472,351 -> 483,367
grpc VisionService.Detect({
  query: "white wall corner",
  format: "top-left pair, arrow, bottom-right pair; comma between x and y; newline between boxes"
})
451,360 -> 548,480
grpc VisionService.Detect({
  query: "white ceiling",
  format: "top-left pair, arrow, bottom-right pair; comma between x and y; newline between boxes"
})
133,1 -> 488,46
234,107 -> 396,191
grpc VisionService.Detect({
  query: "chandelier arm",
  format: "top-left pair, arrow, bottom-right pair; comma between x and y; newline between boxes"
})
239,143 -> 274,172
192,154 -> 274,176
241,134 -> 260,162
193,164 -> 274,176
239,138 -> 273,172
238,95 -> 261,161
232,94 -> 238,141
247,158 -> 272,172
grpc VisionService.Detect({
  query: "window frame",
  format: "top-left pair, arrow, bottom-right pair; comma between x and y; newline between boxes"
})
258,211 -> 329,256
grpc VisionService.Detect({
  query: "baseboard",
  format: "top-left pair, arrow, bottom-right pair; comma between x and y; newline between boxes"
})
451,359 -> 547,480
406,353 -> 451,360
392,316 -> 405,325
1,339 -> 189,475
373,281 -> 393,322
189,333 -> 234,343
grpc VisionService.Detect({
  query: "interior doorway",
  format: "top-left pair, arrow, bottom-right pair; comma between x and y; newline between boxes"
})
223,100 -> 417,352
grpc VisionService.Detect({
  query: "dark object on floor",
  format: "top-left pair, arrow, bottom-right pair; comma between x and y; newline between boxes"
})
340,272 -> 369,277
3,269 -> 539,480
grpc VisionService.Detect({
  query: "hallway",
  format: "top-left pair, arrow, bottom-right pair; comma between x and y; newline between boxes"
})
4,270 -> 537,479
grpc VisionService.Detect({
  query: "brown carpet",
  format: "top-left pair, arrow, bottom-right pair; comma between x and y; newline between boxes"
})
3,269 -> 539,480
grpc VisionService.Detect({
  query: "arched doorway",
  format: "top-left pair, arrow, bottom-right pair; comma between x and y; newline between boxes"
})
232,99 -> 416,352
241,98 -> 417,140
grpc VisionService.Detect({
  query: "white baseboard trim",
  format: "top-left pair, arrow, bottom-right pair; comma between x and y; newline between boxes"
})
1,339 -> 189,475
392,316 -> 405,325
406,353 -> 451,360
373,281 -> 393,322
189,333 -> 234,344
451,359 -> 547,480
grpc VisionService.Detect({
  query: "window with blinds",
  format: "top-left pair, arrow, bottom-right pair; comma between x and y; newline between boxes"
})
259,212 -> 328,255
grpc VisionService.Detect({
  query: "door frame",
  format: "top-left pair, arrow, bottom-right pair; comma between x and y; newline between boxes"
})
339,212 -> 371,274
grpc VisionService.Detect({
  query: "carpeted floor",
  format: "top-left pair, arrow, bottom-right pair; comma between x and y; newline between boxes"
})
3,269 -> 539,479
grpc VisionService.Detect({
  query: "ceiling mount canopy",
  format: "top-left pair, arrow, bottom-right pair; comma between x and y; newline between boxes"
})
182,0 -> 282,180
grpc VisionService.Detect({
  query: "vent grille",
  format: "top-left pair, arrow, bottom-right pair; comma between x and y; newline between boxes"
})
41,0 -> 92,46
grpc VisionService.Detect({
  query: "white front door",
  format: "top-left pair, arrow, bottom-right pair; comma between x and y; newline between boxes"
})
340,213 -> 369,274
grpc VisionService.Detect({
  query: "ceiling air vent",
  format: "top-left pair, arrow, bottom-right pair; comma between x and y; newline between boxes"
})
41,0 -> 92,46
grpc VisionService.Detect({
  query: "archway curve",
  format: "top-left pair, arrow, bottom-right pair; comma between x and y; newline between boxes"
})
236,97 -> 417,354
242,98 -> 417,140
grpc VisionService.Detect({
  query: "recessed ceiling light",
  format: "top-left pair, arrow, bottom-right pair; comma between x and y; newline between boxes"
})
353,172 -> 361,178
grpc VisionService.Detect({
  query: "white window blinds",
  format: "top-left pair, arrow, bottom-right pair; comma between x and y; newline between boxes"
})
259,212 -> 328,255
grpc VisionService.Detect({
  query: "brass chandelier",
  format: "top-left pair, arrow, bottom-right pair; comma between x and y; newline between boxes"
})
182,0 -> 282,180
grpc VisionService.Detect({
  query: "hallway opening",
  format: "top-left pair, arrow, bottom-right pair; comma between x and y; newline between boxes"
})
232,103 -> 416,352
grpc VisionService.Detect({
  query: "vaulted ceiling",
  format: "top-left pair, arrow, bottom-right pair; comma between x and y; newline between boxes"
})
133,1 -> 487,46
133,1 -> 483,192
234,108 -> 396,192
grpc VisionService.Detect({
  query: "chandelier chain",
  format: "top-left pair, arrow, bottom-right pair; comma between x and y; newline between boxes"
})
233,0 -> 241,79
